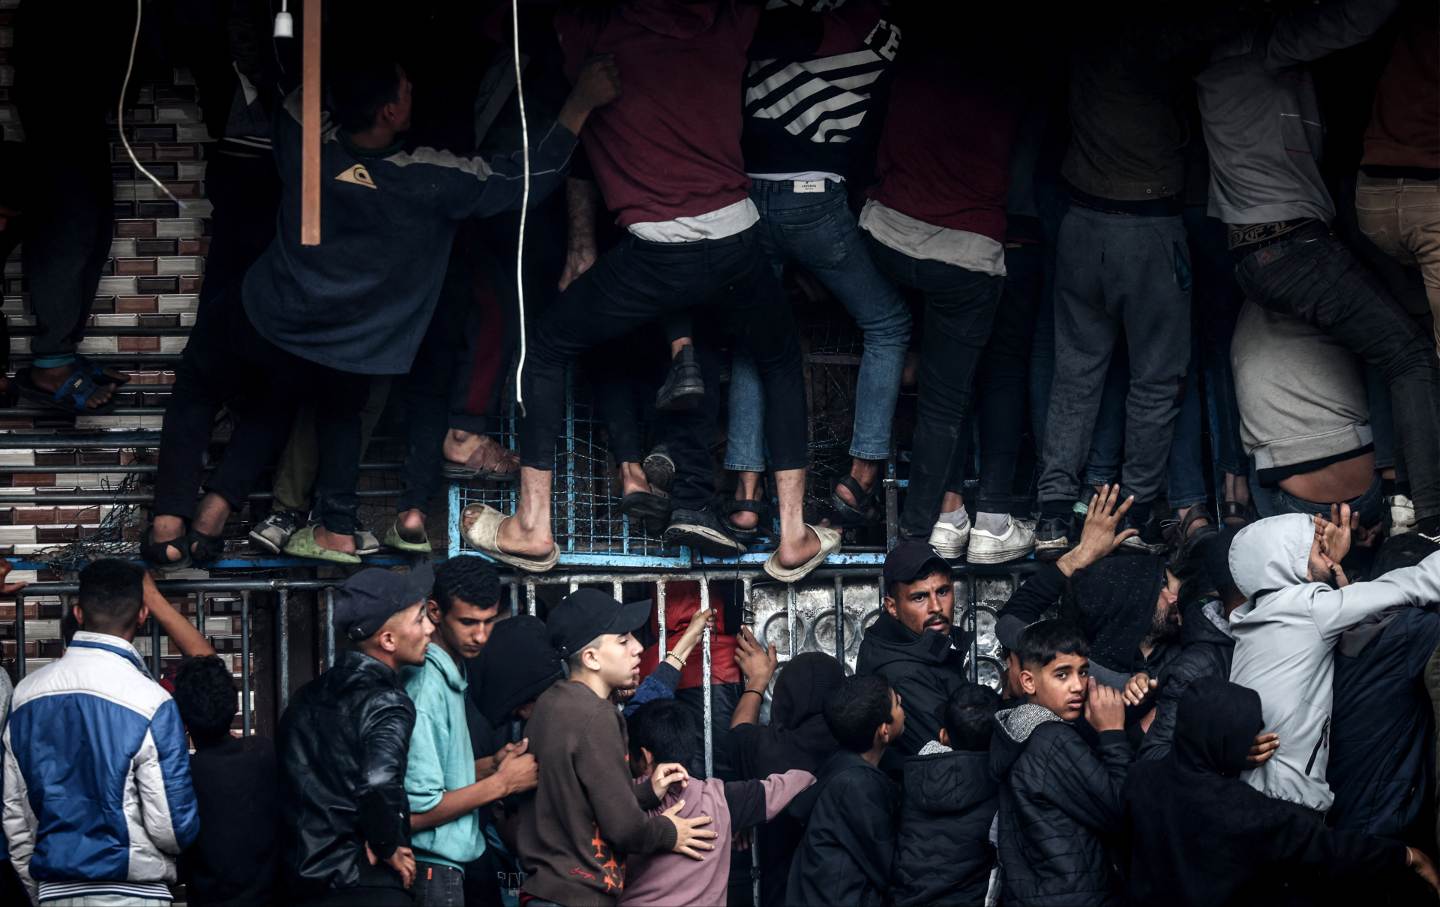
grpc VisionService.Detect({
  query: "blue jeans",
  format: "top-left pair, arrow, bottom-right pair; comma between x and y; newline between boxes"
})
725,180 -> 910,470
1250,466 -> 1384,528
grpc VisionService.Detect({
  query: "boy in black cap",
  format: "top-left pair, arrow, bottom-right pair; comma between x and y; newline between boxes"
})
517,589 -> 718,906
856,539 -> 968,756
278,566 -> 435,906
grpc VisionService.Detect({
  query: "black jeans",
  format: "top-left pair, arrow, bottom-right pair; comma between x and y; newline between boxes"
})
956,242 -> 1041,512
520,227 -> 806,474
154,285 -> 371,534
1235,225 -> 1440,524
866,237 -> 1003,538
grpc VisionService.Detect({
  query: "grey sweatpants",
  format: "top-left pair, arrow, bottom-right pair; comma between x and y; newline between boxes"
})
1038,204 -> 1191,507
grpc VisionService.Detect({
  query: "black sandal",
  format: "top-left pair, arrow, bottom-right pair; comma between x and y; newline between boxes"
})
723,498 -> 771,541
188,528 -> 226,567
1163,503 -> 1215,548
141,524 -> 191,570
829,475 -> 879,527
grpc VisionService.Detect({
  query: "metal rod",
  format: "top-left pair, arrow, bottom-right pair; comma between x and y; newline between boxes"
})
325,588 -> 335,669
833,575 -> 845,663
196,590 -> 207,637
14,589 -> 27,680
241,592 -> 252,736
0,462 -> 402,475
0,488 -> 403,506
149,608 -> 162,676
786,584 -> 797,659
700,577 -> 713,779
656,579 -> 667,657
278,589 -> 291,712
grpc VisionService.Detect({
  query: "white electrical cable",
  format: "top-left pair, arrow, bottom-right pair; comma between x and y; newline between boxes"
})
511,0 -> 531,417
119,0 -> 181,206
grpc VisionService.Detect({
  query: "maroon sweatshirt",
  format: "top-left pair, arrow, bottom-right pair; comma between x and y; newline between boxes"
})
556,1 -> 759,228
866,55 -> 1025,243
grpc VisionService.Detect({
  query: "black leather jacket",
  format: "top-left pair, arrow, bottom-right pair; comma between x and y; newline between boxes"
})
278,650 -> 415,896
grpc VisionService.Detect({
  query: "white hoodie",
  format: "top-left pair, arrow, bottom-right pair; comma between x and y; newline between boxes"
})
1227,514 -> 1440,812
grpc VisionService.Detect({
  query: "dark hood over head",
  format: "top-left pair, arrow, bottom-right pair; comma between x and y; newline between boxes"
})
1173,676 -> 1263,778
771,652 -> 846,729
471,615 -> 564,726
1068,554 -> 1167,673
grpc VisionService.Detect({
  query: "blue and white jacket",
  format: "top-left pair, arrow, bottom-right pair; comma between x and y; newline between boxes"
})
2,631 -> 200,903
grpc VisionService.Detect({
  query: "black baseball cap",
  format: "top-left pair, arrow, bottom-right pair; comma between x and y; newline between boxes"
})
334,564 -> 434,642
547,588 -> 652,659
883,539 -> 952,591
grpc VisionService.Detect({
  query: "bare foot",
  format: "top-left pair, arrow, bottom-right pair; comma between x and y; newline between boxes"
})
398,508 -> 427,537
461,505 -> 554,559
774,525 -> 822,570
313,526 -> 357,554
619,462 -> 649,497
32,363 -> 116,409
729,472 -> 763,531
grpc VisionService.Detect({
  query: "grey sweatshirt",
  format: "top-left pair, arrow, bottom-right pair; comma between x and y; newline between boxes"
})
1231,301 -> 1371,474
1195,0 -> 1400,226
1227,514 -> 1440,812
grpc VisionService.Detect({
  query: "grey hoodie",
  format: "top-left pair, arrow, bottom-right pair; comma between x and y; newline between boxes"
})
1227,514 -> 1440,811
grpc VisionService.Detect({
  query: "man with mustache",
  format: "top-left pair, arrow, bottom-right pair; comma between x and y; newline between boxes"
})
857,540 -> 971,758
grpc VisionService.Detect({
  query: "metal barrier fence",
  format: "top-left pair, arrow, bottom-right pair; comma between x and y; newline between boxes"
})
6,561 -> 1032,759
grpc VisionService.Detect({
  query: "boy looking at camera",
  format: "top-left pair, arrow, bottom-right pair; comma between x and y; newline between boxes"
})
991,620 -> 1131,907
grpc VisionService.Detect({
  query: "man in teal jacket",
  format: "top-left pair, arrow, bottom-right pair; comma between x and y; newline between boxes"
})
404,558 -> 540,906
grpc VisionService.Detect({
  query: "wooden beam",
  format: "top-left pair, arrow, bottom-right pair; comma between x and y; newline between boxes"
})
300,0 -> 322,246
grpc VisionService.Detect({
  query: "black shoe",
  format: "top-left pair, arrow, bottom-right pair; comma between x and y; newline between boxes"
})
664,507 -> 747,558
1118,512 -> 1169,555
642,445 -> 676,493
655,346 -> 705,412
1033,516 -> 1072,561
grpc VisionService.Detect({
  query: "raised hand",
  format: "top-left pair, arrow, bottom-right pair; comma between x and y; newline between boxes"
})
734,626 -> 778,689
1086,677 -> 1126,733
1059,485 -> 1137,576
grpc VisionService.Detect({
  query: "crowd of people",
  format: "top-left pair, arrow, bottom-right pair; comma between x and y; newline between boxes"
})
4,500 -> 1440,905
9,0 -> 1429,582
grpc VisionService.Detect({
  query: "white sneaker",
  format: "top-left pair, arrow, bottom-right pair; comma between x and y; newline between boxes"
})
928,511 -> 971,559
1387,494 -> 1417,536
967,516 -> 1036,564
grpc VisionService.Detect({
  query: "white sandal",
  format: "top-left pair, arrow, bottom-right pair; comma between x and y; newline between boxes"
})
763,524 -> 841,583
460,504 -> 559,573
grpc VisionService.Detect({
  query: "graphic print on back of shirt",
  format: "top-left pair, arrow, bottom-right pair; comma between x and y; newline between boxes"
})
745,2 -> 900,144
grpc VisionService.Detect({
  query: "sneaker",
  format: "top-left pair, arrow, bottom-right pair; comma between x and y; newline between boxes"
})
1386,494 -> 1417,536
928,511 -> 971,559
249,510 -> 305,554
642,446 -> 676,493
967,516 -> 1036,564
664,507 -> 747,558
655,346 -> 705,412
1033,516 -> 1072,561
354,529 -> 382,556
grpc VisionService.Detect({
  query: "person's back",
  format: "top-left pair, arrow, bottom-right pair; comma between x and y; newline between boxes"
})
893,685 -> 1001,907
1122,677 -> 1432,907
1329,535 -> 1440,840
621,701 -> 813,907
990,621 -> 1130,907
1227,514 -> 1440,812
1,560 -> 199,905
174,655 -> 280,907
786,675 -> 904,907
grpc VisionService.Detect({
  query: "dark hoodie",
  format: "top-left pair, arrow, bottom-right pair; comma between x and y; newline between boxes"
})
469,616 -> 564,740
990,703 -> 1131,907
785,751 -> 897,907
893,745 -> 998,907
856,613 -> 971,757
1137,598 -> 1236,761
729,653 -> 844,907
1121,677 -> 1407,907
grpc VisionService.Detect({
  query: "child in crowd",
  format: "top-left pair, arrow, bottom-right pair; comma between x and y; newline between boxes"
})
894,683 -> 1001,907
786,674 -> 904,907
173,654 -> 281,907
620,700 -> 813,906
516,589 -> 717,907
992,619 -> 1130,906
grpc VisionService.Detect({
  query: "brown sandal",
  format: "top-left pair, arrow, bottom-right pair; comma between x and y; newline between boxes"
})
443,438 -> 520,483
